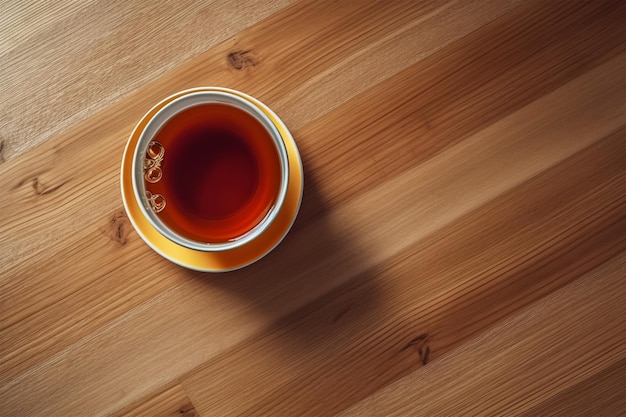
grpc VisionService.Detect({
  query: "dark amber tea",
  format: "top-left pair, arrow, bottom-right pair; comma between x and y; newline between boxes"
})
144,103 -> 282,243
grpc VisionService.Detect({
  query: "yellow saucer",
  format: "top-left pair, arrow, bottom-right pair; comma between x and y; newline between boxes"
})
120,87 -> 304,272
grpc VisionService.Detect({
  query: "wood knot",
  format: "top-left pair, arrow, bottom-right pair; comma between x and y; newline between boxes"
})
227,50 -> 257,70
0,139 -> 5,163
332,306 -> 351,323
178,403 -> 197,417
15,173 -> 67,196
402,333 -> 432,365
105,209 -> 130,246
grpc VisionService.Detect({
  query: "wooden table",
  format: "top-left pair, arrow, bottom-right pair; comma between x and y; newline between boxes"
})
1,1 -> 624,416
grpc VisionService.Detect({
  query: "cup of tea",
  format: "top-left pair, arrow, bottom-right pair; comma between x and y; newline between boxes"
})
130,91 -> 290,252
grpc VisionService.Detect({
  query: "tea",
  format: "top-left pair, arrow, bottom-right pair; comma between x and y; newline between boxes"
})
144,103 -> 282,243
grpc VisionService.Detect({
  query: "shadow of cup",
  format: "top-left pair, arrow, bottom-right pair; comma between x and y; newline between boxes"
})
184,157 -> 386,346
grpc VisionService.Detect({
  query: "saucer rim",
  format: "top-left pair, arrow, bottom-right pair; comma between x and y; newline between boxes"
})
120,87 -> 304,272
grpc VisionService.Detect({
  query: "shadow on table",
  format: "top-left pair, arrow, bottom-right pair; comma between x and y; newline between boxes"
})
183,156 -> 386,345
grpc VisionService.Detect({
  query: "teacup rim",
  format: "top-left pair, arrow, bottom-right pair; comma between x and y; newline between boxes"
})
130,90 -> 290,252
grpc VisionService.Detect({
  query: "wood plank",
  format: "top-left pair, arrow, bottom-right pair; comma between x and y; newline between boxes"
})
0,0 -> 442,162
0,0 -> 536,381
2,2 -> 624,416
0,53 -> 622,416
0,0 -> 525,273
0,0 -> 296,161
5,36 -> 619,376
274,0 -> 524,125
338,254 -> 626,417
179,131 -> 625,416
2,0 -> 457,379
110,384 -> 198,417
0,1 -> 95,52
1,0 -> 620,346
519,359 -> 626,417
298,0 -> 626,216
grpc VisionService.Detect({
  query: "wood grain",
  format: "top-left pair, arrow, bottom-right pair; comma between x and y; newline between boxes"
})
0,0 -> 524,274
0,0 -> 296,160
1,1 -> 624,416
0,0 -> 525,383
519,359 -> 626,417
110,384 -> 198,417
339,254 -> 625,416
2,49 -> 623,416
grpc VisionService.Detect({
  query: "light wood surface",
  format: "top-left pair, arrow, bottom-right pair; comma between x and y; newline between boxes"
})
1,1 -> 624,416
